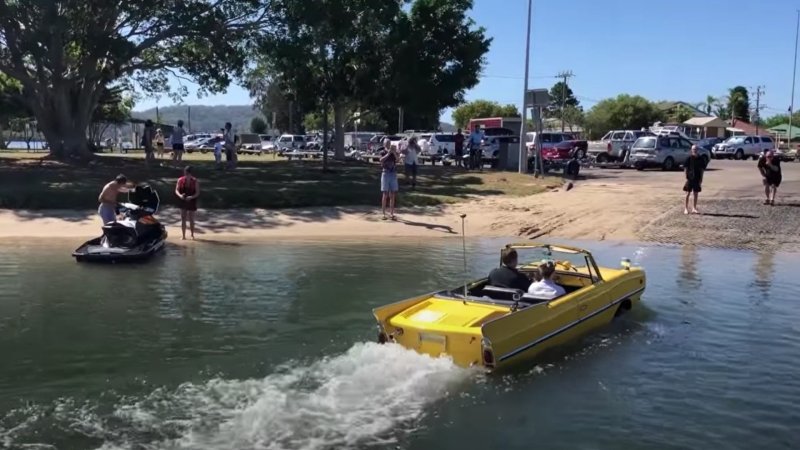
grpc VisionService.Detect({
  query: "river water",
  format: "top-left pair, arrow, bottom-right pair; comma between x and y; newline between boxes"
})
0,238 -> 797,450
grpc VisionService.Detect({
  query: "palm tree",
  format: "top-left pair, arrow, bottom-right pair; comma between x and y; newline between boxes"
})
704,95 -> 716,115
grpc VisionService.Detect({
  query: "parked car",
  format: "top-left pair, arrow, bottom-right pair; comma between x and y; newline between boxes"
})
587,129 -> 654,163
186,136 -> 221,153
276,134 -> 307,152
526,132 -> 588,159
696,137 -> 723,152
712,135 -> 774,160
628,136 -> 711,171
237,133 -> 264,155
419,133 -> 457,156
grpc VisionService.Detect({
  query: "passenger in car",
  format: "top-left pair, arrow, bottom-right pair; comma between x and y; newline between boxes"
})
527,261 -> 566,299
487,248 -> 531,291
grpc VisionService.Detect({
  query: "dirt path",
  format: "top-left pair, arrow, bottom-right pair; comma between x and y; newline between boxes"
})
1,160 -> 798,250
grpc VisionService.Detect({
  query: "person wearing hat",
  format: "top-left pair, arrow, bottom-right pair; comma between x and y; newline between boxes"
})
757,149 -> 781,205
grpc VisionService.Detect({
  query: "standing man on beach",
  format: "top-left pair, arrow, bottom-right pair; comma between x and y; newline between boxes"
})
223,122 -> 237,170
757,150 -> 782,205
468,126 -> 483,170
379,138 -> 399,220
97,174 -> 134,224
170,120 -> 187,163
454,128 -> 465,167
683,144 -> 706,215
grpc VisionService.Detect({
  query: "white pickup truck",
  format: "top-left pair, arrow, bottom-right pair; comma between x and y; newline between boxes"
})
711,135 -> 774,160
587,130 -> 654,164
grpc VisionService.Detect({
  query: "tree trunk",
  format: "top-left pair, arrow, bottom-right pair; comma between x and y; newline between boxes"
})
25,84 -> 97,160
322,102 -> 330,172
333,102 -> 345,159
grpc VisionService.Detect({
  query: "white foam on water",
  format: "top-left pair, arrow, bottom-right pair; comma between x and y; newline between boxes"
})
95,342 -> 471,450
631,246 -> 647,267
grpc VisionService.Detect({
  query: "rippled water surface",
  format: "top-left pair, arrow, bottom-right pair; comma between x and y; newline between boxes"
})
0,239 -> 798,450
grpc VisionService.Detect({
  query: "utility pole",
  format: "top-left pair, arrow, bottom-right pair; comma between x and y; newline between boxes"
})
556,70 -> 574,132
518,0 -> 533,174
753,85 -> 765,135
790,10 -> 799,148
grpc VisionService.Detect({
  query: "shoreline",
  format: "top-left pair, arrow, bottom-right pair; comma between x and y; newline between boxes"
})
2,160 -> 799,251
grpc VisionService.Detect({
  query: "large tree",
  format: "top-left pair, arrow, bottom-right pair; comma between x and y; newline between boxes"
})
584,94 -> 660,139
728,86 -> 750,121
451,100 -> 519,129
0,0 -> 262,160
87,86 -> 133,147
251,0 -> 490,160
547,81 -> 579,117
0,72 -> 27,148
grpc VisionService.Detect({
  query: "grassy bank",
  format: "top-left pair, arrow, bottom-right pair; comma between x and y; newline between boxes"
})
0,151 -> 554,210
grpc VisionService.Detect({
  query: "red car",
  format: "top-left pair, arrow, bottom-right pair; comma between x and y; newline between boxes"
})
529,132 -> 587,161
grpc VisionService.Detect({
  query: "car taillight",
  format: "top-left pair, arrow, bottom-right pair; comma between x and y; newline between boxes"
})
607,142 -> 612,151
481,338 -> 495,368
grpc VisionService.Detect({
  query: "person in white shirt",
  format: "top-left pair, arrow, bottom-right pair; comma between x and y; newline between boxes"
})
468,127 -> 484,170
170,120 -> 186,162
528,260 -> 566,299
402,136 -> 420,189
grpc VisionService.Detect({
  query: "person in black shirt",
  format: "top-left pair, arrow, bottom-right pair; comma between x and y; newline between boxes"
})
487,248 -> 531,291
683,145 -> 706,215
757,150 -> 781,205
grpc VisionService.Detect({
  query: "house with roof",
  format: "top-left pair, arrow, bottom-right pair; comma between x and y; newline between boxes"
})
727,118 -> 772,137
682,116 -> 728,138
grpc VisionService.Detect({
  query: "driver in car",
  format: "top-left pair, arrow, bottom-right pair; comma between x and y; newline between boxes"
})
487,248 -> 531,291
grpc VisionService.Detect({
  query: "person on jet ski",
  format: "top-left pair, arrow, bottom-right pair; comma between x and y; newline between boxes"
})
97,174 -> 134,224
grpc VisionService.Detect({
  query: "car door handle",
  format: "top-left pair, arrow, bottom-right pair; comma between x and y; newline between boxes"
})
579,304 -> 588,311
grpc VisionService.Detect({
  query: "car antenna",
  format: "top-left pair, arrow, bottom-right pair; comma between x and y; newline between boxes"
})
460,214 -> 468,304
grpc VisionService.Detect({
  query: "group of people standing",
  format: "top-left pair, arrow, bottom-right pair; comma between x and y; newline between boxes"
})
140,120 -> 238,170
97,165 -> 200,241
682,144 -> 783,214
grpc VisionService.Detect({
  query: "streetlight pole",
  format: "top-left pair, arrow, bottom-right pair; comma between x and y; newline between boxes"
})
790,10 -> 799,148
518,0 -> 533,174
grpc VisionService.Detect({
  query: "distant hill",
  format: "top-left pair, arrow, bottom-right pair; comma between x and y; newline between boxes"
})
131,104 -> 263,133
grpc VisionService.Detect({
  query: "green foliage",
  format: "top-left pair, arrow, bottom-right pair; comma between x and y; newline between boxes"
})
248,79 -> 305,134
547,81 -> 579,117
250,0 -> 491,154
250,116 -> 268,134
728,86 -> 750,121
0,0 -> 263,158
451,100 -> 520,129
669,105 -> 694,124
584,94 -> 660,139
762,113 -> 800,129
384,0 -> 492,120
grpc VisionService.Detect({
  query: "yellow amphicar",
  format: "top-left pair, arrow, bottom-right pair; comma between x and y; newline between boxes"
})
373,243 -> 646,371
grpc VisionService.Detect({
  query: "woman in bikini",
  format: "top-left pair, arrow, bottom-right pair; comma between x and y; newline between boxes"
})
174,166 -> 200,240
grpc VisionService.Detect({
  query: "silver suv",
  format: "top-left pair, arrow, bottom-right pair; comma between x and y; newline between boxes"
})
629,136 -> 710,171
712,135 -> 774,160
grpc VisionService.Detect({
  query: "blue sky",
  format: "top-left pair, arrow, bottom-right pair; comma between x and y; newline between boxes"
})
134,0 -> 800,123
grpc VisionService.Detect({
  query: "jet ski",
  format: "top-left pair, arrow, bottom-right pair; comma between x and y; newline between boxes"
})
72,183 -> 167,263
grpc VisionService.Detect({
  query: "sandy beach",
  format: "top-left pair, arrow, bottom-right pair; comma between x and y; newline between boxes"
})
1,160 -> 799,249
